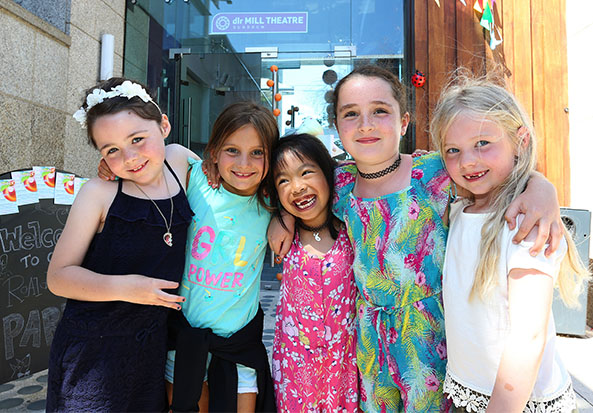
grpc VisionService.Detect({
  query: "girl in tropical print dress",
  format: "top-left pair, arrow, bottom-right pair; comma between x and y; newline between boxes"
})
268,134 -> 358,412
269,65 -> 564,413
330,66 -> 564,412
330,66 -> 565,412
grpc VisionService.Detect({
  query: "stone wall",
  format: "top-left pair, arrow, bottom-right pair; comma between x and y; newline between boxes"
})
0,0 -> 125,178
12,0 -> 71,34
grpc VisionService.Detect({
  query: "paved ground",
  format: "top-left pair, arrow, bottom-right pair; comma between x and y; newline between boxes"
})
2,266 -> 593,412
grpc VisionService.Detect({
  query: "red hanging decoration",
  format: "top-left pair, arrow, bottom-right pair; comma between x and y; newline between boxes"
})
411,70 -> 426,88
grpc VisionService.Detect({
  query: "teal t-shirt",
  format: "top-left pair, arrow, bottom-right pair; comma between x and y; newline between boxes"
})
179,158 -> 271,337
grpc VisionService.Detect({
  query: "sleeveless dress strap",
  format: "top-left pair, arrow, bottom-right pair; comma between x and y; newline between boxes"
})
164,159 -> 184,192
117,176 -> 123,192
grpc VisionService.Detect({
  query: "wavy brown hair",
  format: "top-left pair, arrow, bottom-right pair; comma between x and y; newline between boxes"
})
204,101 -> 279,209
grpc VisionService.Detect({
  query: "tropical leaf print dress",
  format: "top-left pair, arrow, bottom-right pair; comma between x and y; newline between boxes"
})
333,153 -> 451,412
272,228 -> 358,412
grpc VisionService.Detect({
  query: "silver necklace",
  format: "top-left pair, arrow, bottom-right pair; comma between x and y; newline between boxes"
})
133,173 -> 174,247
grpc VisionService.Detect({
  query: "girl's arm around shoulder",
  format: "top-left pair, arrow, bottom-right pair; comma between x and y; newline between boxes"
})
267,211 -> 295,258
165,143 -> 200,190
487,225 -> 555,412
47,178 -> 184,310
505,172 -> 562,257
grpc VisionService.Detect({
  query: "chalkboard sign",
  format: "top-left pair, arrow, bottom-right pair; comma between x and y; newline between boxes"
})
0,170 -> 79,385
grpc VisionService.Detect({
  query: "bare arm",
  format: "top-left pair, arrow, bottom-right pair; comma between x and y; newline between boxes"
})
47,179 -> 185,310
506,172 -> 562,257
267,212 -> 295,258
486,267 -> 553,412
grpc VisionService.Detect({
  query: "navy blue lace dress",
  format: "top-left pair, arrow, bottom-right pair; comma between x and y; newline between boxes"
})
46,162 -> 192,412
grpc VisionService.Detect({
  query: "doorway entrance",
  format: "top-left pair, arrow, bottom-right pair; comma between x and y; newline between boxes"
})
124,0 -> 408,157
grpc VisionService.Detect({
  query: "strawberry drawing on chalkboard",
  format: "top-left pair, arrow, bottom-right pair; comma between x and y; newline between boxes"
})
21,171 -> 37,192
63,175 -> 75,195
42,167 -> 56,188
1,180 -> 17,202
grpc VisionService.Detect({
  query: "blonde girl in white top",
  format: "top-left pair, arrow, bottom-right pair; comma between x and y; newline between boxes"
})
430,75 -> 590,413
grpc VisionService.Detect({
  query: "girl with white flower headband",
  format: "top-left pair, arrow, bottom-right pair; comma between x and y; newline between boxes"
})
46,77 -> 197,412
95,99 -> 280,412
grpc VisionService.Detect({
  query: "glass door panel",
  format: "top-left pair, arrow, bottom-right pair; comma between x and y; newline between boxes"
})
173,52 -> 263,157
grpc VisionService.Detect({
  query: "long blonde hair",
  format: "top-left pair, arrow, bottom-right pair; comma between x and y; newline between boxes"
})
430,75 -> 589,306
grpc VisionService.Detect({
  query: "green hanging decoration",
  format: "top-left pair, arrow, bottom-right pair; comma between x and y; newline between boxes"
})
480,0 -> 493,31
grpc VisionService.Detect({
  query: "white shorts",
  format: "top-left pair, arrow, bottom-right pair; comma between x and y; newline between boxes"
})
165,350 -> 258,394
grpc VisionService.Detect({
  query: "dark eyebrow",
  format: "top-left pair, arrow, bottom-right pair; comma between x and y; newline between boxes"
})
99,129 -> 148,151
338,103 -> 357,113
338,100 -> 393,113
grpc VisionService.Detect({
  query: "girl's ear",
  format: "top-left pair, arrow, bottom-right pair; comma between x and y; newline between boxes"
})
160,114 -> 171,139
210,149 -> 218,163
401,112 -> 410,136
517,126 -> 530,149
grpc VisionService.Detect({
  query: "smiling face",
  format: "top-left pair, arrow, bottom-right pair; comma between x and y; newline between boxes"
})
335,75 -> 409,172
213,124 -> 266,196
274,152 -> 330,228
92,110 -> 169,185
443,113 -> 518,212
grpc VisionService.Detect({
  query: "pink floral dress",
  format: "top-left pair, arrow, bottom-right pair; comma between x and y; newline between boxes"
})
272,227 -> 358,412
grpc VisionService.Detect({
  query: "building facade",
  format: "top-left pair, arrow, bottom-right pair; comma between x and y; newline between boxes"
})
0,0 -> 125,178
0,0 -> 589,211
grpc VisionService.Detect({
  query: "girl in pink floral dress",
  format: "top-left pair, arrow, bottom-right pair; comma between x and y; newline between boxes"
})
267,133 -> 358,412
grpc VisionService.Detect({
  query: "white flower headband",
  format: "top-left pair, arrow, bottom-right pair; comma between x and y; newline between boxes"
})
73,80 -> 161,128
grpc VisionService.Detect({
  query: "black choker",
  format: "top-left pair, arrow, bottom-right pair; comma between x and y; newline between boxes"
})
298,220 -> 329,242
358,154 -> 402,179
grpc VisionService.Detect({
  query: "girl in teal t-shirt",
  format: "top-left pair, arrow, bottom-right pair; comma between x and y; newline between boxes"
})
166,102 -> 279,412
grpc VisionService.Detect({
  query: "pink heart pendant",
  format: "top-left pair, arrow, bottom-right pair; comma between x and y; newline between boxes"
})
163,232 -> 173,247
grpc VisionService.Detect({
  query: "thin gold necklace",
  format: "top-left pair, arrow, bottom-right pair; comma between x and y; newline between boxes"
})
133,171 -> 174,247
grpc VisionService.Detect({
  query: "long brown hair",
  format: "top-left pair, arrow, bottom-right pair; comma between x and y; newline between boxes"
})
205,101 -> 279,209
332,65 -> 408,122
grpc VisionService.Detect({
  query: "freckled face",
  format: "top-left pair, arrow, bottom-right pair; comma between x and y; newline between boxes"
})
213,124 -> 267,196
335,75 -> 409,172
443,113 -> 517,212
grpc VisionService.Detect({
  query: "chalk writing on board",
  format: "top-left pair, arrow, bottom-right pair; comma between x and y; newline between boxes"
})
0,195 -> 70,384
9,354 -> 30,379
3,304 -> 64,363
4,274 -> 49,308
0,220 -> 62,253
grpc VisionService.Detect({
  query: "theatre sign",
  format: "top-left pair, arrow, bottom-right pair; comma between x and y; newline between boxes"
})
210,12 -> 308,34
